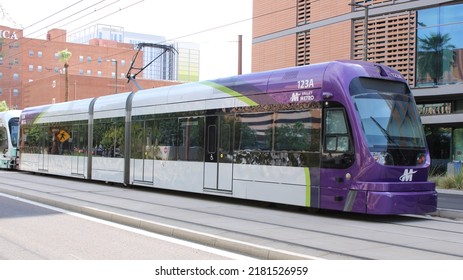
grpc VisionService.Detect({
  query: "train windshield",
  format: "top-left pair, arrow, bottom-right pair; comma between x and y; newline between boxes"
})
8,118 -> 19,147
350,78 -> 426,166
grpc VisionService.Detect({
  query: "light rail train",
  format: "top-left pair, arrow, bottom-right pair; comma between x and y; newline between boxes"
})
0,110 -> 20,169
12,60 -> 436,214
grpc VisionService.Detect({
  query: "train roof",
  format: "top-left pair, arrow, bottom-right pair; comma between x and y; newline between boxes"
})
130,60 -> 406,115
93,92 -> 132,119
20,98 -> 95,125
20,60 -> 407,124
130,61 -> 329,115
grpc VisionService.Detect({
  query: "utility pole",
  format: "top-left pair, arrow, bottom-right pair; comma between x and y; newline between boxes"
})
238,35 -> 243,75
349,2 -> 369,61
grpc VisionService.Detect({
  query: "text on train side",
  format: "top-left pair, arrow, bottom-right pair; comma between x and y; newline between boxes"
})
297,79 -> 315,89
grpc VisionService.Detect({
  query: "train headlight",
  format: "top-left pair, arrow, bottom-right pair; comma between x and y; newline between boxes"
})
371,152 -> 394,165
417,153 -> 426,165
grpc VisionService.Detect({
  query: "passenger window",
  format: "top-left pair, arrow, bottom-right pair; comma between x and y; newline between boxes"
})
326,110 -> 347,134
324,109 -> 350,153
326,136 -> 337,151
207,125 -> 217,154
0,127 -> 6,151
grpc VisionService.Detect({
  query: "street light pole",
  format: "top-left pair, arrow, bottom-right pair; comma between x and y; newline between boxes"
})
349,2 -> 369,61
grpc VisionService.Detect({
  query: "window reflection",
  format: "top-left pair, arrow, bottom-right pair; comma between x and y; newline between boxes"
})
417,3 -> 463,86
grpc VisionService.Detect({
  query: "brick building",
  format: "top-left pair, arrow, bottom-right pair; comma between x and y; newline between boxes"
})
252,0 -> 419,84
0,25 -> 179,109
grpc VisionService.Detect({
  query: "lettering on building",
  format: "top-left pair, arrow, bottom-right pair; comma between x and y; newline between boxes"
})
0,30 -> 19,40
417,103 -> 451,116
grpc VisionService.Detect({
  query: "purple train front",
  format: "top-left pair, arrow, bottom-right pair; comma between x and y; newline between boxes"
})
210,60 -> 436,214
19,60 -> 436,215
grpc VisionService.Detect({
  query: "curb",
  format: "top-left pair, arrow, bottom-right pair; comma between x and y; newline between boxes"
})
432,208 -> 463,220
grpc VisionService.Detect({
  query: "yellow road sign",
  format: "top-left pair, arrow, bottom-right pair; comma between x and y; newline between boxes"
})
58,130 -> 70,142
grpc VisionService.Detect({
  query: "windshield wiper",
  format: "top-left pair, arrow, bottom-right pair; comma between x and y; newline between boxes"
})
370,116 -> 399,147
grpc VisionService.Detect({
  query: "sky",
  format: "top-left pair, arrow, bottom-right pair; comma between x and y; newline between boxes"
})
0,0 -> 253,80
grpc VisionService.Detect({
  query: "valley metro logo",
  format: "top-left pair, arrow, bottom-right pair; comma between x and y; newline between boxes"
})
399,169 -> 417,182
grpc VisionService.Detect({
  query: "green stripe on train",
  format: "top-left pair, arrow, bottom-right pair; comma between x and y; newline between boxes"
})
201,81 -> 258,106
304,167 -> 311,207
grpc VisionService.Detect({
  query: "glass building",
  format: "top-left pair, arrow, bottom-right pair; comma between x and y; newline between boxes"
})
416,4 -> 463,87
415,3 -> 463,173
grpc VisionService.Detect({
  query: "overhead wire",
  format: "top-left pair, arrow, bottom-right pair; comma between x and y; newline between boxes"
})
2,1 -> 312,86
37,0 -> 145,72
1,0 -> 124,66
22,1 -> 84,34
87,1 -> 299,72
24,0 -> 108,38
0,1 -> 113,57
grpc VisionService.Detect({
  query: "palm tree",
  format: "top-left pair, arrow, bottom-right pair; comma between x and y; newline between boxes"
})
417,32 -> 455,85
58,49 -> 72,102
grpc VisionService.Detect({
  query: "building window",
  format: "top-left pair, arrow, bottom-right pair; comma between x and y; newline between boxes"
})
29,50 -> 34,57
13,73 -> 19,80
79,56 -> 84,62
97,71 -> 102,76
54,53 -> 59,60
424,126 -> 451,173
0,57 -> 3,65
0,88 -> 2,95
87,56 -> 92,63
86,70 -> 91,75
417,3 -> 463,87
79,69 -> 83,75
0,72 -> 2,79
29,65 -> 34,71
54,67 -> 59,73
38,51 -> 43,58
13,89 -> 19,96
37,65 -> 43,72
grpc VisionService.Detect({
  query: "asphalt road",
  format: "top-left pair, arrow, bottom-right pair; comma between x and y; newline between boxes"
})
1,171 -> 462,260
0,194 -> 250,260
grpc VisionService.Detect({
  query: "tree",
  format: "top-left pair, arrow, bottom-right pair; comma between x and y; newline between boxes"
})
417,32 -> 455,85
58,49 -> 72,102
0,100 -> 8,112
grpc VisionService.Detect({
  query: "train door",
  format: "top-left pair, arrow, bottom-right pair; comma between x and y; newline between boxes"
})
71,124 -> 86,176
320,106 -> 355,211
204,115 -> 233,192
132,120 -> 154,183
38,127 -> 49,171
